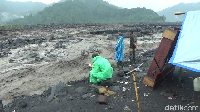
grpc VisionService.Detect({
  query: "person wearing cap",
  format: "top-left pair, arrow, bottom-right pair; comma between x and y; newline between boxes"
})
129,30 -> 137,64
89,53 -> 113,84
114,32 -> 124,68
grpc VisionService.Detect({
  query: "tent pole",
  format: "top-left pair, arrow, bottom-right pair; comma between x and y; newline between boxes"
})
174,12 -> 185,15
179,67 -> 183,84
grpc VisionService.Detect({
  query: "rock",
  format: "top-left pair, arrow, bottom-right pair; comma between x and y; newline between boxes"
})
107,35 -> 116,40
23,52 -> 39,59
13,38 -> 25,47
66,94 -> 73,100
102,32 -> 107,36
82,93 -> 92,99
146,33 -> 154,35
101,78 -> 113,87
47,95 -> 54,102
122,67 -> 129,73
35,56 -> 43,62
98,95 -> 107,104
75,87 -> 86,93
140,30 -> 152,34
6,102 -> 13,108
109,86 -> 120,92
51,99 -> 60,105
0,52 -> 5,58
132,27 -> 138,32
47,82 -> 66,102
41,87 -> 52,97
81,50 -> 89,56
54,42 -> 63,49
117,70 -> 125,77
50,34 -> 55,40
156,26 -> 162,29
9,59 -> 15,63
17,101 -> 27,108
136,27 -> 142,32
0,98 -> 4,112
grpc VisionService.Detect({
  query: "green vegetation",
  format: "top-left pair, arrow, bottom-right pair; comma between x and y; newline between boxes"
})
157,2 -> 200,22
0,25 -> 24,30
6,0 -> 165,25
0,0 -> 49,25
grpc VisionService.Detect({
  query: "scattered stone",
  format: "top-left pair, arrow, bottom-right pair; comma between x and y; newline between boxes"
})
51,99 -> 60,104
23,52 -> 39,59
17,101 -> 27,108
101,78 -> 113,87
41,87 -> 52,97
107,35 -> 116,40
47,82 -> 66,102
102,32 -> 107,36
35,56 -> 43,62
82,93 -> 92,99
66,94 -> 73,100
0,98 -> 4,112
81,49 -> 89,56
117,70 -> 125,77
9,59 -> 15,63
75,87 -> 86,93
109,86 -> 120,92
98,95 -> 107,104
88,34 -> 93,38
49,34 -> 55,40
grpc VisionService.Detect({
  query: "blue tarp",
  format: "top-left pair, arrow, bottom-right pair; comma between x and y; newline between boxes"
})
169,11 -> 200,72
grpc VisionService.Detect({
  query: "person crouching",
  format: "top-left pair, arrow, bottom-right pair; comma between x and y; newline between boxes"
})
89,53 -> 113,86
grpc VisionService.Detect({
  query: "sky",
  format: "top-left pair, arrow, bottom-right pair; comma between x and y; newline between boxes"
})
8,0 -> 200,12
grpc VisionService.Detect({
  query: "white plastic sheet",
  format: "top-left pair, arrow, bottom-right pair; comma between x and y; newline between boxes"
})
169,11 -> 200,72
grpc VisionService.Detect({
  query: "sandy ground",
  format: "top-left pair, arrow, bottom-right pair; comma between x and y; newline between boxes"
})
0,26 -> 162,105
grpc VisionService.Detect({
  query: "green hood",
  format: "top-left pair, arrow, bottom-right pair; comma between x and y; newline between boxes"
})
92,56 -> 101,62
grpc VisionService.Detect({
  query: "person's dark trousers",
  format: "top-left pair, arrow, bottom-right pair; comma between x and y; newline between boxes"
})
129,50 -> 135,65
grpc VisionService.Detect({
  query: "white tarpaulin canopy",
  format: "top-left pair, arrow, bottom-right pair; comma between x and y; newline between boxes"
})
169,10 -> 200,73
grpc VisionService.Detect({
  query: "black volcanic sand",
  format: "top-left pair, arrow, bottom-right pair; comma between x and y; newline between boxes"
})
3,50 -> 200,112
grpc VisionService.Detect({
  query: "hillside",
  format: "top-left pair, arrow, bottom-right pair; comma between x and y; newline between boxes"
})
157,2 -> 200,22
0,0 -> 49,25
6,0 -> 166,25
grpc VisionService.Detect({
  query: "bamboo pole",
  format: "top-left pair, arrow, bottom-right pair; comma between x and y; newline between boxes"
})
174,12 -> 185,15
133,72 -> 141,112
126,63 -> 143,74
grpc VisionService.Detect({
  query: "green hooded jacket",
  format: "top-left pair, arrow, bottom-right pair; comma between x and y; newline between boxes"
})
90,56 -> 113,83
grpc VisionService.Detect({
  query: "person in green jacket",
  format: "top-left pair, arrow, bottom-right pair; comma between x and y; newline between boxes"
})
90,53 -> 113,83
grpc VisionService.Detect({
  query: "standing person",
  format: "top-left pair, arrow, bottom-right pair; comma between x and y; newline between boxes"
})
129,30 -> 137,65
90,53 -> 113,84
114,33 -> 124,68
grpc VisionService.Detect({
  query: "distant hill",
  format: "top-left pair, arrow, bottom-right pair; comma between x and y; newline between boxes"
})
0,0 -> 49,25
157,2 -> 200,22
6,0 -> 166,25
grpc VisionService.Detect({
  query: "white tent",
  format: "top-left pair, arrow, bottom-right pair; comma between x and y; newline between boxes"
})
169,11 -> 200,73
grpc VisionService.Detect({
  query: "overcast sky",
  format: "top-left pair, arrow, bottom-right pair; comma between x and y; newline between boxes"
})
9,0 -> 200,12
